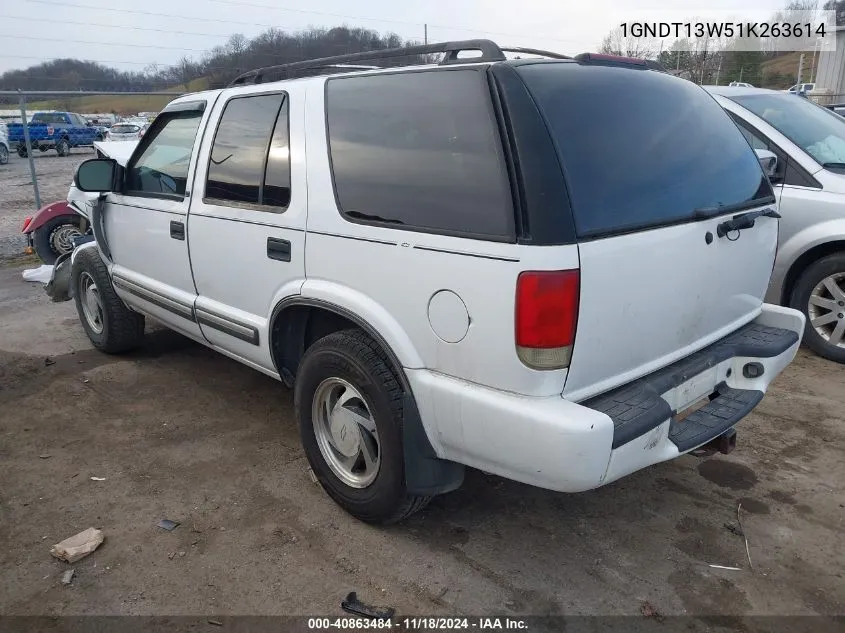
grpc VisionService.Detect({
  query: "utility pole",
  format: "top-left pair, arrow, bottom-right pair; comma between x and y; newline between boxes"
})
739,66 -> 743,82
676,48 -> 680,70
424,24 -> 428,45
796,52 -> 805,88
18,90 -> 40,209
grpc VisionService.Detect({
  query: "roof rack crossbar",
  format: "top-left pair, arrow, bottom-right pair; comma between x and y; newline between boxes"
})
229,39 -> 507,86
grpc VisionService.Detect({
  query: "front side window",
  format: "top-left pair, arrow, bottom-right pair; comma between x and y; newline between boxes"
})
326,69 -> 514,239
125,111 -> 202,197
205,93 -> 289,209
730,92 -> 845,169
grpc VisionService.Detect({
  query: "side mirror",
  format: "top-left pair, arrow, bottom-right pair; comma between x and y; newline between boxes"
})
755,149 -> 778,179
75,158 -> 118,192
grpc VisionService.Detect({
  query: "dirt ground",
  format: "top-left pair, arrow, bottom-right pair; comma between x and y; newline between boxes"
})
0,261 -> 843,627
0,151 -> 92,257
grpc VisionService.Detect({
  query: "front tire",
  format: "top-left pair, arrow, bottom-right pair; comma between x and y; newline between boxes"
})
0,144 -> 8,165
294,329 -> 430,524
32,215 -> 83,264
72,248 -> 145,353
17,144 -> 27,158
790,252 -> 845,364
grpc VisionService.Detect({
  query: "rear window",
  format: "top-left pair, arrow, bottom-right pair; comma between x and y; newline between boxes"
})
31,113 -> 68,124
518,63 -> 772,238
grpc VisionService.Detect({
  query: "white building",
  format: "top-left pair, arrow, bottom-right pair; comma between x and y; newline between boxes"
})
813,26 -> 845,102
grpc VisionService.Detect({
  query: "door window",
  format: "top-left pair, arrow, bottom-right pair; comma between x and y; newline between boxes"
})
729,113 -> 821,188
125,111 -> 203,198
205,93 -> 290,210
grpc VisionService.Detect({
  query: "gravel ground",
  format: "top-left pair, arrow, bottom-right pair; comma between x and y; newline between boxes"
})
0,262 -> 843,628
0,150 -> 92,257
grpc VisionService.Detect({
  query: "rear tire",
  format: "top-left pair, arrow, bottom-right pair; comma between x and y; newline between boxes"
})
294,329 -> 430,524
0,144 -> 8,165
56,138 -> 70,157
17,145 -> 27,158
32,215 -> 83,265
790,252 -> 845,364
72,248 -> 145,353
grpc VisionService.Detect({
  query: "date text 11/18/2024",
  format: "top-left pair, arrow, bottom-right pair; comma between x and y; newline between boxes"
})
308,617 -> 529,630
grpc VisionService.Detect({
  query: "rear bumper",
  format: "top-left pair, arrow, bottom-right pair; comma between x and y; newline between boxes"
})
407,303 -> 804,493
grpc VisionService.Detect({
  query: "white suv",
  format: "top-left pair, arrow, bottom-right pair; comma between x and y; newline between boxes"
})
61,41 -> 804,523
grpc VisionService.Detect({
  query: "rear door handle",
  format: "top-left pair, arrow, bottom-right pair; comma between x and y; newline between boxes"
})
170,220 -> 185,241
267,237 -> 291,262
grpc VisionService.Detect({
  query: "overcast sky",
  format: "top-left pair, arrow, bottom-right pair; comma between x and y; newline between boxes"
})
1,0 -> 793,75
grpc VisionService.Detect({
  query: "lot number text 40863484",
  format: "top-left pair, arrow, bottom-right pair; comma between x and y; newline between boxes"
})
307,617 -> 529,630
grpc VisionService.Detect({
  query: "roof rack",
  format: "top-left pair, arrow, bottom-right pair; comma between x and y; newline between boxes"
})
228,39 -> 570,86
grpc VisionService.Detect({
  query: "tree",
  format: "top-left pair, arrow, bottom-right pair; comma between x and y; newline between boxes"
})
823,0 -> 845,24
599,26 -> 656,59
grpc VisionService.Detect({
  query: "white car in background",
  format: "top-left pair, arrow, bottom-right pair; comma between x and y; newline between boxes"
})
787,82 -> 816,95
0,121 -> 9,164
708,86 -> 845,363
107,121 -> 147,141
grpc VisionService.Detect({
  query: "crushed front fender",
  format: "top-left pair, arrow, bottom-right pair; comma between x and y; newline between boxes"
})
45,251 -> 73,302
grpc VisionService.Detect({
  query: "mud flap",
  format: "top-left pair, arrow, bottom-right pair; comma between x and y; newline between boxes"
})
402,393 -> 464,495
44,252 -> 73,302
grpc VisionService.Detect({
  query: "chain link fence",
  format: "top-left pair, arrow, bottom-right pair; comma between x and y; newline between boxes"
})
0,90 -> 183,257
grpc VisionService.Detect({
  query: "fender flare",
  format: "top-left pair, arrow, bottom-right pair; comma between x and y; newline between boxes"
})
777,222 -> 845,303
271,296 -> 464,496
22,201 -> 76,234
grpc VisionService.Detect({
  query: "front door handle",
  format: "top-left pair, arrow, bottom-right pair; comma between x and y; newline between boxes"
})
267,237 -> 291,262
170,220 -> 185,241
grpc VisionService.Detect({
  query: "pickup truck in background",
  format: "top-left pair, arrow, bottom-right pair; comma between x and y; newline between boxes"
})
8,112 -> 103,157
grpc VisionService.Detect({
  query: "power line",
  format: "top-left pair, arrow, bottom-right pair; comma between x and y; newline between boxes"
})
26,0 -> 311,31
0,14 -> 238,39
27,0 -> 589,47
1,34 -> 215,52
202,0 -> 588,45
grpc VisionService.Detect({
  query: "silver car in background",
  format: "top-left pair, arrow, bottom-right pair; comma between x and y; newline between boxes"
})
708,86 -> 845,363
0,121 -> 9,164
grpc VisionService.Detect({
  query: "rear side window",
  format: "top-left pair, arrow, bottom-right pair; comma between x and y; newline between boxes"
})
518,63 -> 772,238
326,69 -> 513,240
206,93 -> 290,209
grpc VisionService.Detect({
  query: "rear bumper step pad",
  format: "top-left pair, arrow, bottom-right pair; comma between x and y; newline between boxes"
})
667,383 -> 763,452
583,322 -> 798,450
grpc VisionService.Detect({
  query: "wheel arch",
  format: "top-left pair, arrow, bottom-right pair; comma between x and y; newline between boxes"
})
781,238 -> 845,305
270,295 -> 463,495
269,296 -> 413,391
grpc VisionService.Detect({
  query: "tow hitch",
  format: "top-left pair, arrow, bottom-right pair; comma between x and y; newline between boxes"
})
691,428 -> 737,457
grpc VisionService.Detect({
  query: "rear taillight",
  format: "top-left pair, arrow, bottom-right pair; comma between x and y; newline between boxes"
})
515,270 -> 580,370
21,216 -> 32,232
